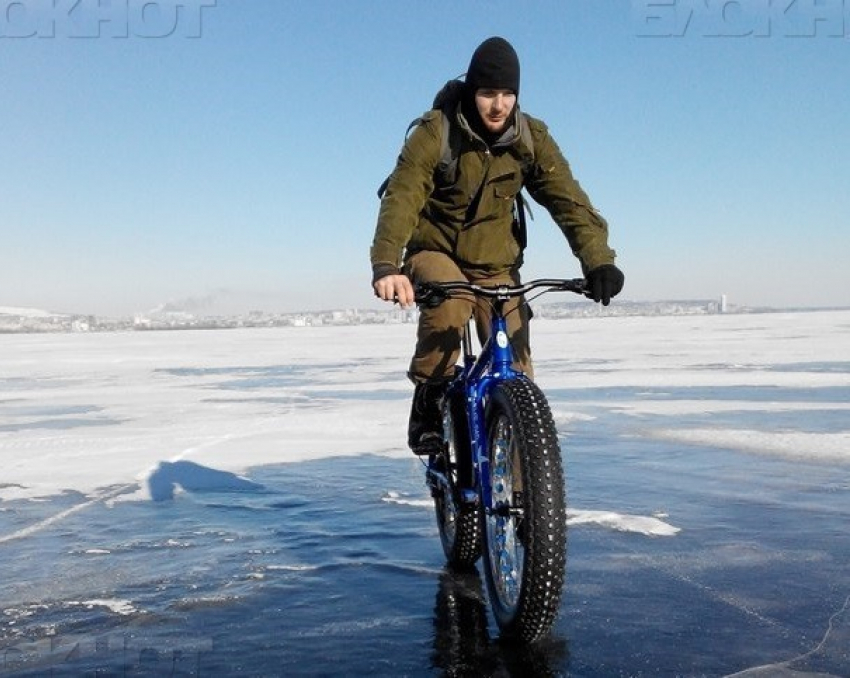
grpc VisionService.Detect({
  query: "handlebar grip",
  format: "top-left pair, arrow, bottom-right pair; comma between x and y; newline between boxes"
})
414,283 -> 449,308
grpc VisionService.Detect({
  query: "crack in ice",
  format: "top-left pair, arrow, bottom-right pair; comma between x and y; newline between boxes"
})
721,592 -> 850,677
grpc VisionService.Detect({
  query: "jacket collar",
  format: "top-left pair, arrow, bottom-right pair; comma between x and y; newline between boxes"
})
454,102 -> 524,151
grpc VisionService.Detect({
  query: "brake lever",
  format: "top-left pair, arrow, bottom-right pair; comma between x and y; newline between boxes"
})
414,283 -> 449,309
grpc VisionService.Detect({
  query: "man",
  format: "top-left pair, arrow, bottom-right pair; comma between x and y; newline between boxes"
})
370,37 -> 624,455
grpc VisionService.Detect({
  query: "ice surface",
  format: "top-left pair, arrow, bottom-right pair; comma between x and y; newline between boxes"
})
650,428 -> 850,463
2,311 -> 847,507
1,310 -> 849,675
0,324 -> 415,504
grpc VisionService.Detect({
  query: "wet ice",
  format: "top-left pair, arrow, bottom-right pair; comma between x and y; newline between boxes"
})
1,311 -> 849,675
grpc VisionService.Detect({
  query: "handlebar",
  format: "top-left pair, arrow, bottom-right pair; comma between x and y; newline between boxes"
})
414,278 -> 587,308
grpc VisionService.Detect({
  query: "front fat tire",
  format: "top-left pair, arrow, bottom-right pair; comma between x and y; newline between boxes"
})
482,379 -> 567,643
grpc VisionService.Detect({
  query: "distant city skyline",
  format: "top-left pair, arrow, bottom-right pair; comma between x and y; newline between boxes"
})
5,294 -> 843,337
3,1 -> 848,316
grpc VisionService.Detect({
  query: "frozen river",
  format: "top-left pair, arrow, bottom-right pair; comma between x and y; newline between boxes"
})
1,311 -> 849,676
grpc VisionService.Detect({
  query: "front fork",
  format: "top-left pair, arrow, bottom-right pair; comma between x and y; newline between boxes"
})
466,312 -> 522,513
427,312 -> 522,512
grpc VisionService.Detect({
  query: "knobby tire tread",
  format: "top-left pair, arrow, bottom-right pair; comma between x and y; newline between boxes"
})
436,393 -> 481,567
484,379 -> 567,643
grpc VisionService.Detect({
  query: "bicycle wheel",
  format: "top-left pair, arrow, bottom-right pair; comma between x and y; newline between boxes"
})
481,379 -> 567,643
432,391 -> 481,567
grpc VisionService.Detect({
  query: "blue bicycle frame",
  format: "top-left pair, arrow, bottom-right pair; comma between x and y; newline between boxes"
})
419,279 -> 586,512
416,277 -> 587,642
459,299 -> 522,513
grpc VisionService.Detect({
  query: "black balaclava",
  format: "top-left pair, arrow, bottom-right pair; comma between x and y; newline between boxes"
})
462,37 -> 520,142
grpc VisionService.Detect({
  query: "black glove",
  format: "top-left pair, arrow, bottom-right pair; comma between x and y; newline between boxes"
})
586,264 -> 624,306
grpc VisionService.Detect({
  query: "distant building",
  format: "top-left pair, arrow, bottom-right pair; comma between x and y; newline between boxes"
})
720,294 -> 728,313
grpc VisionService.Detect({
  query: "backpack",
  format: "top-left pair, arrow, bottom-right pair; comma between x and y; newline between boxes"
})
377,79 -> 535,250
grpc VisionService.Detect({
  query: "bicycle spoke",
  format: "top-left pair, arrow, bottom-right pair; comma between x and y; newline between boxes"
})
487,415 -> 524,610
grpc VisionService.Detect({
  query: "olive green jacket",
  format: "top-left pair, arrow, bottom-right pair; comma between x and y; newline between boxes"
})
370,104 -> 616,279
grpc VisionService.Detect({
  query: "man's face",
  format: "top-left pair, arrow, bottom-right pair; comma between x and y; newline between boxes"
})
474,88 -> 517,134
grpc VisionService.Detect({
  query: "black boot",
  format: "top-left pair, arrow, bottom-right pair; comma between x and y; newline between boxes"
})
408,381 -> 449,455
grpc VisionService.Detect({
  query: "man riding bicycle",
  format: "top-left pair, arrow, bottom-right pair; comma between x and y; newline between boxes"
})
370,36 -> 624,456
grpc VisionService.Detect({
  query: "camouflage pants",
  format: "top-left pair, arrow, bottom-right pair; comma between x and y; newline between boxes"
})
404,250 -> 533,383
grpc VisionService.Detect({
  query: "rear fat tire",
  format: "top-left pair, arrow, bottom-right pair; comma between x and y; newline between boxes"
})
481,379 -> 567,643
433,391 -> 481,567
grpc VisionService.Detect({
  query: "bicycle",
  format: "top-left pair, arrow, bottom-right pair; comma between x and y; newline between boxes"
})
414,277 -> 587,643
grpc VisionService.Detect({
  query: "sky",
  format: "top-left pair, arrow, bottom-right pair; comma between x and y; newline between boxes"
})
2,0 -> 848,316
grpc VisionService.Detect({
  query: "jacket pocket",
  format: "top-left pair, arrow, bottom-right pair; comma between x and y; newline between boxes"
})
493,184 -> 519,202
491,170 -> 522,201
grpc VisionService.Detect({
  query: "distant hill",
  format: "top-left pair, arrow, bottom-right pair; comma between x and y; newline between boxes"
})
0,306 -> 65,319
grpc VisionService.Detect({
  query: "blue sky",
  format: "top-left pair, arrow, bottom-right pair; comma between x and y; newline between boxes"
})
2,0 -> 848,315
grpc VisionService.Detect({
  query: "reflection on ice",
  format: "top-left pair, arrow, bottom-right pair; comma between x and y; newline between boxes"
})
431,566 -> 570,676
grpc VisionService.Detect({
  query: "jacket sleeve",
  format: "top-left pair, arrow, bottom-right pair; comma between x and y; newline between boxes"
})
370,112 -> 442,276
524,118 -> 616,274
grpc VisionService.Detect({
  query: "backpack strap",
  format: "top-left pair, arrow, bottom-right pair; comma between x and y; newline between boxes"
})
516,112 -> 535,175
437,110 -> 462,185
512,112 -> 535,251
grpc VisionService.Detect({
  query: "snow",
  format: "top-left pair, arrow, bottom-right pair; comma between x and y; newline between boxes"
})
69,599 -> 137,616
567,509 -> 680,537
1,310 -> 848,538
649,429 -> 850,463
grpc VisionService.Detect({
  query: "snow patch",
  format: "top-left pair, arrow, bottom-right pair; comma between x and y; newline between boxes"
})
568,509 -> 681,537
70,599 -> 137,616
382,491 -> 432,508
649,429 -> 850,463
